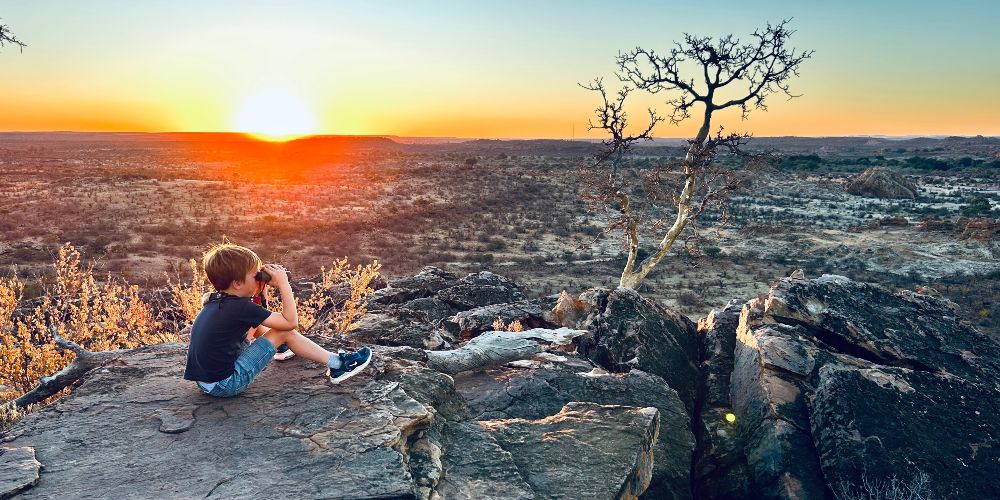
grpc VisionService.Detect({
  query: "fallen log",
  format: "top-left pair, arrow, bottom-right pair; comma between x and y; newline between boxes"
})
425,327 -> 586,374
9,327 -> 132,410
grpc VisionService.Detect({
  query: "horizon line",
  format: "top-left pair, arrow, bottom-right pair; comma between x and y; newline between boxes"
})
1,130 -> 998,141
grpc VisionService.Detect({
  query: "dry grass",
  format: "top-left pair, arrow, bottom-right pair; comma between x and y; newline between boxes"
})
301,258 -> 381,335
0,243 -> 178,403
834,470 -> 933,500
0,401 -> 37,433
166,258 -> 210,323
491,317 -> 525,332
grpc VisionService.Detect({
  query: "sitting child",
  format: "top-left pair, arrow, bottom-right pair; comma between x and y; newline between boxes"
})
183,243 -> 372,397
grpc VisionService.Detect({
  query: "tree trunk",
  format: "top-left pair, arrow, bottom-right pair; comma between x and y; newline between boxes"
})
425,327 -> 586,374
618,107 -> 713,289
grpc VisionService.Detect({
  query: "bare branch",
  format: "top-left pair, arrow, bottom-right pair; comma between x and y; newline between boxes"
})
0,20 -> 26,53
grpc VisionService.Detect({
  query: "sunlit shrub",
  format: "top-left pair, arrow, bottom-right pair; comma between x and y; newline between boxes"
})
297,258 -> 381,335
166,259 -> 210,324
491,317 -> 524,332
0,243 -> 177,403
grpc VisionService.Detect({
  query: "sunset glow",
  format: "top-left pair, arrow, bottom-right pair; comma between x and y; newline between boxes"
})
1,1 -> 998,137
232,89 -> 318,142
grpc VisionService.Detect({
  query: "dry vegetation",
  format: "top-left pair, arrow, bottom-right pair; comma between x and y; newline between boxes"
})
0,236 -> 380,414
0,133 -> 997,337
0,243 -> 175,403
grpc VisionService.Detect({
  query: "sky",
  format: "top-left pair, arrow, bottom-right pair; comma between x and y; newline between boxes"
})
1,0 -> 998,139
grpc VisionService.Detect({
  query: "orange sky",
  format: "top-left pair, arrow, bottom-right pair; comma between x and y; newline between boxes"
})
1,2 -> 998,138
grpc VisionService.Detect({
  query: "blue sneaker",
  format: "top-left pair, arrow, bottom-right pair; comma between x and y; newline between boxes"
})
273,343 -> 295,361
327,346 -> 373,385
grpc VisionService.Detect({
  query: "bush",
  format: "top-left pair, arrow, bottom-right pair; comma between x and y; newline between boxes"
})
834,469 -> 932,500
1,243 -> 176,403
166,259 -> 210,324
294,257 -> 381,334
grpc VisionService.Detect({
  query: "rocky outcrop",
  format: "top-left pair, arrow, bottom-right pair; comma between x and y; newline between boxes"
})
10,266 -> 994,499
571,287 -> 700,411
1,268 -> 688,499
957,216 -> 1000,240
915,217 -> 956,231
2,338 -> 669,499
845,167 -> 918,198
730,274 -> 1000,499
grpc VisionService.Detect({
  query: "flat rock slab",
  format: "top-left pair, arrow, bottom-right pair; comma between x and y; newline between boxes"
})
479,402 -> 659,500
0,447 -> 40,499
2,343 -> 430,499
453,354 -> 693,499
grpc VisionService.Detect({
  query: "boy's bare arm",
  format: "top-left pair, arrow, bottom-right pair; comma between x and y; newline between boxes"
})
260,264 -> 298,331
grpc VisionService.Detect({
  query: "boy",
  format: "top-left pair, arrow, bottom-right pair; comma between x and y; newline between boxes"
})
183,244 -> 372,397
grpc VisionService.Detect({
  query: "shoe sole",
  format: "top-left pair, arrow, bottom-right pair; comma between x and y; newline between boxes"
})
329,350 -> 373,385
273,350 -> 295,361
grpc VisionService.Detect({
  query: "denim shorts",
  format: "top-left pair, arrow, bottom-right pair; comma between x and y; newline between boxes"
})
197,338 -> 277,398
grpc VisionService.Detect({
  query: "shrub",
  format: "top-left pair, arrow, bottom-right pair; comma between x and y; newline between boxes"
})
834,469 -> 932,500
166,259 -> 210,324
296,258 -> 381,335
1,243 -> 176,403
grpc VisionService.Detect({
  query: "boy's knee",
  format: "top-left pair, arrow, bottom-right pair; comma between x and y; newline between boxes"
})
261,328 -> 297,346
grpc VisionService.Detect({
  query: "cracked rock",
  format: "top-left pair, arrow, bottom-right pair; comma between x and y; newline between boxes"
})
730,274 -> 1000,499
0,446 -> 40,499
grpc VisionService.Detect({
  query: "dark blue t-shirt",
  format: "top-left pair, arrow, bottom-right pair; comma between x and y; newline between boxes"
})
183,295 -> 272,383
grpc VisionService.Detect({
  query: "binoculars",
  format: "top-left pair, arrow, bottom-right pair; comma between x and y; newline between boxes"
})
254,268 -> 291,284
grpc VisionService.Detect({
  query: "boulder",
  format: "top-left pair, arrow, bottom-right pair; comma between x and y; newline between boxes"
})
812,364 -> 1000,498
958,216 -> 1000,241
479,402 -> 660,500
434,421 -> 536,499
452,352 -> 693,499
437,271 -> 524,310
574,287 -> 700,411
845,167 -> 918,199
388,266 -> 461,295
731,274 -> 1000,499
368,267 -> 461,310
345,309 -> 448,350
397,297 -> 457,326
444,300 -> 553,338
367,286 -> 427,308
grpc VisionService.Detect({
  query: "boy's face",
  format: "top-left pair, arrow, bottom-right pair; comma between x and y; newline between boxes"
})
228,266 -> 263,297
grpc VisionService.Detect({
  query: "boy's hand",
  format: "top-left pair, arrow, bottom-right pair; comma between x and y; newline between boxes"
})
263,263 -> 290,288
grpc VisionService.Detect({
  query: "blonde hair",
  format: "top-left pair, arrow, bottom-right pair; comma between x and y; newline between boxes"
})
202,243 -> 262,291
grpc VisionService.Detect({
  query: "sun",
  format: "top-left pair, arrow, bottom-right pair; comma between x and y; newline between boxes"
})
232,89 -> 319,142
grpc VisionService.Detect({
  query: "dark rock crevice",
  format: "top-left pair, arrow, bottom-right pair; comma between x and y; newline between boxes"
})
771,315 -> 937,373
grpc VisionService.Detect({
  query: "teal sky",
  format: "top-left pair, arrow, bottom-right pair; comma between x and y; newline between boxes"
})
1,1 -> 998,137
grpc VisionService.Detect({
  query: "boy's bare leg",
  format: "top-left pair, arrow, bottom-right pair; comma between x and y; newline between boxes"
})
260,329 -> 333,365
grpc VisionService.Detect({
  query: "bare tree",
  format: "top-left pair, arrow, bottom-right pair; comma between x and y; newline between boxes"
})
0,19 -> 26,52
582,19 -> 811,289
